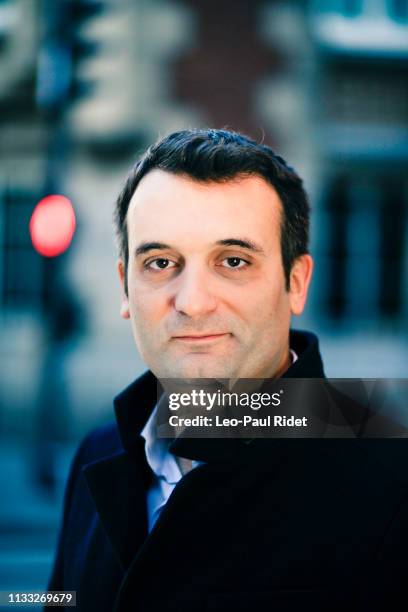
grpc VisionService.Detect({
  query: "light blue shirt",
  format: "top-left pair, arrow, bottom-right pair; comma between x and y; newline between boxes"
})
140,349 -> 298,532
140,405 -> 203,532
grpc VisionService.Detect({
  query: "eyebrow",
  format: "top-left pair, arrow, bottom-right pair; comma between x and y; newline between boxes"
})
134,237 -> 265,258
215,238 -> 264,253
135,242 -> 172,257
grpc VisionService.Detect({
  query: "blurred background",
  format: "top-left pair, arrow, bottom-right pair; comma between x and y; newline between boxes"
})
0,0 -> 407,598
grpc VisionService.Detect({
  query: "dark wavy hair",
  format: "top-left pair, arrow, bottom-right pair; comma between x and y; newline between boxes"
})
114,128 -> 310,294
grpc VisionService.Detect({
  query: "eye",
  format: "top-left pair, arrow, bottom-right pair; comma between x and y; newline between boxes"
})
145,258 -> 177,270
221,257 -> 249,269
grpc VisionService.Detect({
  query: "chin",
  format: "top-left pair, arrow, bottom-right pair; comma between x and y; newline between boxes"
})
161,356 -> 235,380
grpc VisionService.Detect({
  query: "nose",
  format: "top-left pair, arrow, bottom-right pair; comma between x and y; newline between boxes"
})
172,265 -> 218,318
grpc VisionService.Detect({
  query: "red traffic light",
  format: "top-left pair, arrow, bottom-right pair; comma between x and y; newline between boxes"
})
30,195 -> 76,257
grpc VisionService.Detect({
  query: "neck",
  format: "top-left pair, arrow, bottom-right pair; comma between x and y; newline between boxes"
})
176,456 -> 194,476
227,345 -> 292,390
273,346 -> 292,379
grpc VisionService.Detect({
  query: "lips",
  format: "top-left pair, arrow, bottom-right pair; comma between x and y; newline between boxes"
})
172,333 -> 229,341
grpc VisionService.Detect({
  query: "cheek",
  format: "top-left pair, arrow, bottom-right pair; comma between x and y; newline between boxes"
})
129,284 -> 168,326
239,275 -> 288,320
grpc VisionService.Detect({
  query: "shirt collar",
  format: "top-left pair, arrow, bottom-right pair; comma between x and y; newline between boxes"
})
140,404 -> 182,484
290,348 -> 298,364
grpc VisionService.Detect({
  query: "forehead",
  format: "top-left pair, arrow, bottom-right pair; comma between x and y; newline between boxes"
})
126,169 -> 282,250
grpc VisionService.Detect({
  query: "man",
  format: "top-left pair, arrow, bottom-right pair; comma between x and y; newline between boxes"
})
48,129 -> 408,611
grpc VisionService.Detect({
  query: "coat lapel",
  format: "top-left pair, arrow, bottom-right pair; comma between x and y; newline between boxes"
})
83,439 -> 150,571
82,371 -> 159,570
113,461 -> 244,610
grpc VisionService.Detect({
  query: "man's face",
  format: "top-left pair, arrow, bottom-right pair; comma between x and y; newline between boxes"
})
118,170 -> 312,380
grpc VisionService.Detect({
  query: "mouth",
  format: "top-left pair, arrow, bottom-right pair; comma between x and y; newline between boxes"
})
172,333 -> 230,343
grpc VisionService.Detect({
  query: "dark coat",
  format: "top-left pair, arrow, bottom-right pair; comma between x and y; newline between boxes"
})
47,330 -> 408,611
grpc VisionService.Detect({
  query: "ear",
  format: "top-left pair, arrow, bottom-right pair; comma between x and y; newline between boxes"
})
288,254 -> 313,316
117,259 -> 130,319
